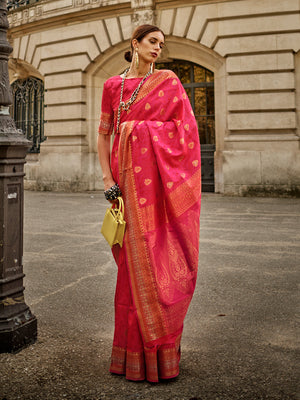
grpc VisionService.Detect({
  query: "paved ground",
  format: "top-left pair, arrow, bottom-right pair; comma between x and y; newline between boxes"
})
0,192 -> 299,400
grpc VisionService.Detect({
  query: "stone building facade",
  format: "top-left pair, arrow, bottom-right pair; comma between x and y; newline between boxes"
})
7,0 -> 300,195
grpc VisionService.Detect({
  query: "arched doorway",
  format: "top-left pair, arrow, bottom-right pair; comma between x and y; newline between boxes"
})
157,60 -> 215,192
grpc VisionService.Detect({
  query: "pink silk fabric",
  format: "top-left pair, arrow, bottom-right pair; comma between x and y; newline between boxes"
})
98,70 -> 201,382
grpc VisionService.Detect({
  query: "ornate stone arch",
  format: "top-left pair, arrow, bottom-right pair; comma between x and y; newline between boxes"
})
9,58 -> 44,84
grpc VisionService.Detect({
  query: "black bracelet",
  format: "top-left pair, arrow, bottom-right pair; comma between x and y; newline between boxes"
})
104,183 -> 122,200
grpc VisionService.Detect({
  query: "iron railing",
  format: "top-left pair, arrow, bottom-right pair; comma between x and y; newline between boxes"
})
7,0 -> 40,11
11,77 -> 45,153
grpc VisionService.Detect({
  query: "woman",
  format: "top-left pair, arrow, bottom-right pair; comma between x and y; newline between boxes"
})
97,24 -> 201,382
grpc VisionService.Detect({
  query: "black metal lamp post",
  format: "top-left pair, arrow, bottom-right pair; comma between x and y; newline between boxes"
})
0,0 -> 37,352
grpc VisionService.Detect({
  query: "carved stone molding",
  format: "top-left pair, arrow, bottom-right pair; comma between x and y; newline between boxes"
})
131,0 -> 153,8
8,0 -> 129,28
131,0 -> 155,28
132,9 -> 155,27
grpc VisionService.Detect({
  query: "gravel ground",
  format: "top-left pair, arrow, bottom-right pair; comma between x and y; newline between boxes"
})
0,192 -> 299,400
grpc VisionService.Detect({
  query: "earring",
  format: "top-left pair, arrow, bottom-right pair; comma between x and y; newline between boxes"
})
135,49 -> 139,69
150,63 -> 153,74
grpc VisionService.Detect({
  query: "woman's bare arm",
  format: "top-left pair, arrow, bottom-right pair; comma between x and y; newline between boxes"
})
97,134 -> 116,191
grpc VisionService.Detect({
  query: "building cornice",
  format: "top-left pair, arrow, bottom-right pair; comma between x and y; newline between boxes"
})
155,0 -> 244,10
8,0 -> 131,34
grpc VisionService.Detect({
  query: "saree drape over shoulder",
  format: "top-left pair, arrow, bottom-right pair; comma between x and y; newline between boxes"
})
98,70 -> 201,382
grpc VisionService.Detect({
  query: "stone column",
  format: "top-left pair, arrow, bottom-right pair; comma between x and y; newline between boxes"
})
0,0 -> 37,353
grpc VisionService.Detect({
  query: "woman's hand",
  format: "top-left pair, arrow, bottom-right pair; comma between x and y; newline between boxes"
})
104,179 -> 120,204
103,177 -> 116,192
104,181 -> 122,205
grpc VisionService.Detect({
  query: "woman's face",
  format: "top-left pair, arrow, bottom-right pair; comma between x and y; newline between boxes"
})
134,31 -> 165,64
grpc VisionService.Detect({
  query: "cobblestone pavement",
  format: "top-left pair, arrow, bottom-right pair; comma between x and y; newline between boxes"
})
0,192 -> 299,400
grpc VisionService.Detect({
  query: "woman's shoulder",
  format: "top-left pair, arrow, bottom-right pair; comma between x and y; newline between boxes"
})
103,75 -> 122,90
106,75 -> 122,81
154,69 -> 178,80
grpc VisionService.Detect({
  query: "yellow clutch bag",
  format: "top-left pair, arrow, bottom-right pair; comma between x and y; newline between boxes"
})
101,197 -> 126,248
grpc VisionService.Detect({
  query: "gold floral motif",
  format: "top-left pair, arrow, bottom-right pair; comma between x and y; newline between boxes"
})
98,111 -> 113,135
156,262 -> 170,291
169,169 -> 202,218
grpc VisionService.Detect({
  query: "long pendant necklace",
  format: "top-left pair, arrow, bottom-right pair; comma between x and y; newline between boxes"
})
115,66 -> 152,134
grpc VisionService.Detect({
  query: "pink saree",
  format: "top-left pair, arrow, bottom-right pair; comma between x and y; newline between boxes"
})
98,70 -> 201,382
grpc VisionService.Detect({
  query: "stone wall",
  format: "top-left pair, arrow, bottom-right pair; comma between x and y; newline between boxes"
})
7,0 -> 300,195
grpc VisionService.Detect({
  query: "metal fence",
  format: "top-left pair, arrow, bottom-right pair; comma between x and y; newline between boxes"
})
11,77 -> 45,153
7,0 -> 40,11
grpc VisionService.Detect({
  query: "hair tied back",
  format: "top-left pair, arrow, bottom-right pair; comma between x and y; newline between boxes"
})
124,50 -> 132,62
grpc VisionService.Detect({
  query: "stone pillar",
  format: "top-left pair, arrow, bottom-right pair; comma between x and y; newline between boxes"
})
0,0 -> 37,353
131,0 -> 155,27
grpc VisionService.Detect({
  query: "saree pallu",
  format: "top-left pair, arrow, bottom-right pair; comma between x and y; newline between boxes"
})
99,70 -> 201,382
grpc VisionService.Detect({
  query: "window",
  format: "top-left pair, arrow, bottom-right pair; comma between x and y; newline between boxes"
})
156,60 -> 215,145
11,77 -> 45,153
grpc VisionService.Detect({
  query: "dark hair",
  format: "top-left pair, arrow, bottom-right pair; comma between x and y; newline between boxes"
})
124,24 -> 165,62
